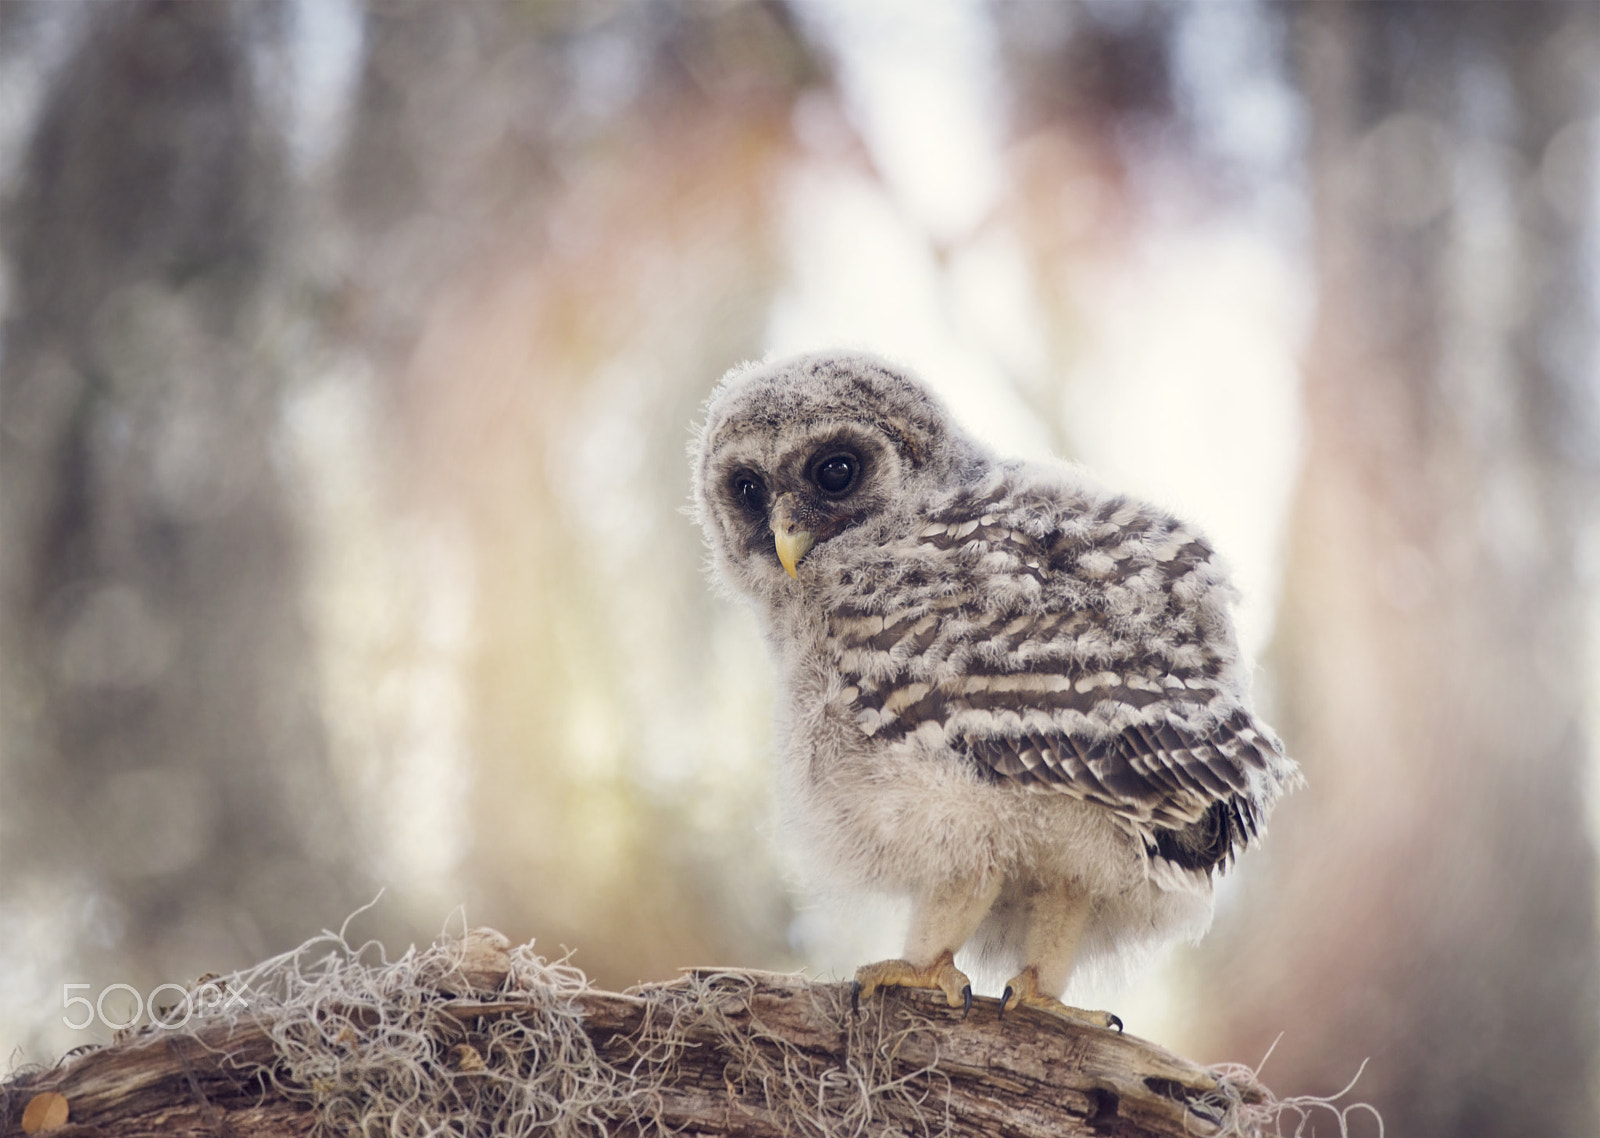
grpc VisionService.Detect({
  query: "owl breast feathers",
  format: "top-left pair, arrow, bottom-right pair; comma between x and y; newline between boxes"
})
693,350 -> 1299,1011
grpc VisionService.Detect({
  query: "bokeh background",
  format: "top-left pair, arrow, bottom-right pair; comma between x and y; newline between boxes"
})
3,2 -> 1598,1134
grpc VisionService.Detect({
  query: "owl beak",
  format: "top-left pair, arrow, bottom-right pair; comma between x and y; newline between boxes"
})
770,494 -> 816,579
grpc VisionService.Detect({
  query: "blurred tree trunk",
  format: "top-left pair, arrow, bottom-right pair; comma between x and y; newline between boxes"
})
0,1 -> 368,1012
1196,4 -> 1600,1134
990,0 -> 1180,452
322,1 -> 818,987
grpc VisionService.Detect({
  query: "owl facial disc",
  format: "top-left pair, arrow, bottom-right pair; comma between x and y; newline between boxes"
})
769,493 -> 816,578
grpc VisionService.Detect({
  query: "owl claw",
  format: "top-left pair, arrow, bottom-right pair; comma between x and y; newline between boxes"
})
1000,967 -> 1122,1031
852,951 -> 972,1016
999,984 -> 1013,1020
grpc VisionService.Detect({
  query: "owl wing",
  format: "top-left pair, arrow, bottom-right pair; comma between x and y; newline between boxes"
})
827,475 -> 1291,873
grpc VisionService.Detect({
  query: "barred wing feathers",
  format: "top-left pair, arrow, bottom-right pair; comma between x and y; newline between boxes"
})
825,467 -> 1293,875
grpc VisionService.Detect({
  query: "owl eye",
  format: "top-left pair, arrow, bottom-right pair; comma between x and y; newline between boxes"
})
733,474 -> 767,516
812,453 -> 858,496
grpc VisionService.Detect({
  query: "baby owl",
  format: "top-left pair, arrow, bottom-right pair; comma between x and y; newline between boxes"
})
692,351 -> 1298,1029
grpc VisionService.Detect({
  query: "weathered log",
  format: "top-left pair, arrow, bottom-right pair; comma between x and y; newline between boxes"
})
1,929 -> 1273,1137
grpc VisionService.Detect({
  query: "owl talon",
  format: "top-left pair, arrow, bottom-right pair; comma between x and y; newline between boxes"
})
850,980 -> 862,1015
852,950 -> 972,1015
999,985 -> 1012,1019
1001,967 -> 1121,1031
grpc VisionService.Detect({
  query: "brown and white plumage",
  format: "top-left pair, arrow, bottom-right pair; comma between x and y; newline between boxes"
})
692,350 -> 1298,1025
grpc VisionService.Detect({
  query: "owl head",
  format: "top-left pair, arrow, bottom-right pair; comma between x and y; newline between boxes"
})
692,351 -> 990,604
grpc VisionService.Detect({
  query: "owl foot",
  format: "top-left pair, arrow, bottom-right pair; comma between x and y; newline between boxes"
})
999,966 -> 1123,1032
851,950 -> 973,1017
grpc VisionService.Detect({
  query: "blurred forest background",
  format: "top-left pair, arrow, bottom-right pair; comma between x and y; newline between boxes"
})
2,1 -> 1598,1134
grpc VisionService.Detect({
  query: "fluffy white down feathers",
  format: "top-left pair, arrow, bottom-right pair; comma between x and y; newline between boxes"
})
692,350 -> 1298,1018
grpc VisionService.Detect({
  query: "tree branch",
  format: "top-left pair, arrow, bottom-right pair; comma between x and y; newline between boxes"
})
2,929 -> 1269,1137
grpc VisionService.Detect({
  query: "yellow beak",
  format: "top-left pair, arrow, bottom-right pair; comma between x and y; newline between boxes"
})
769,494 -> 816,579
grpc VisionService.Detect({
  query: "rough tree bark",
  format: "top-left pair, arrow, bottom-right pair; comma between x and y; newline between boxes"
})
0,931 -> 1265,1138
